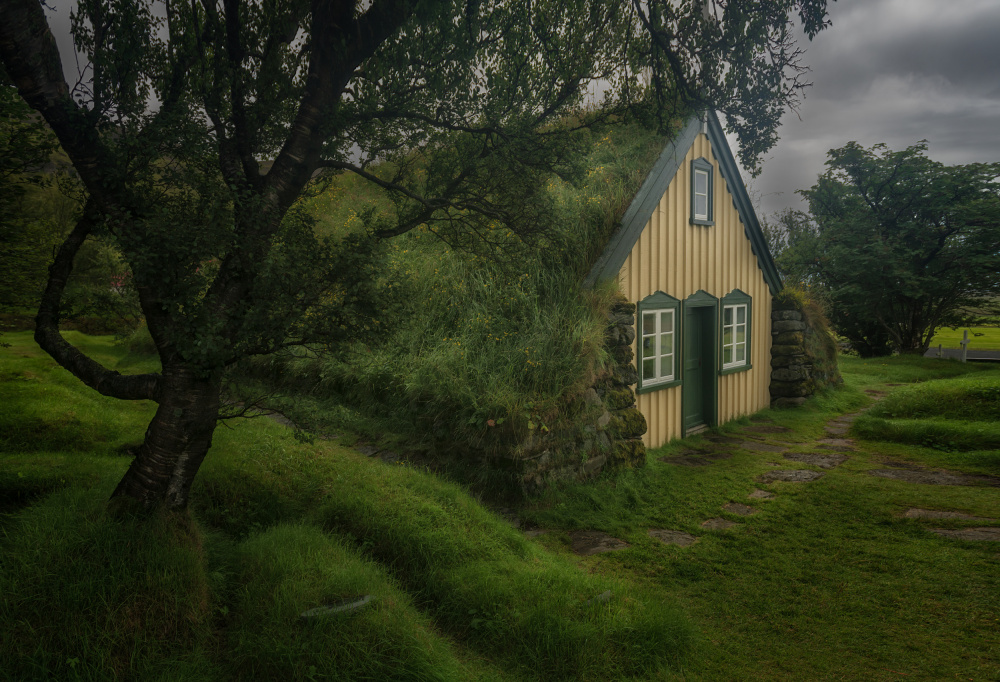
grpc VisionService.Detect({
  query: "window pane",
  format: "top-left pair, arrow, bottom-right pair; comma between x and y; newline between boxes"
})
661,333 -> 673,356
736,347 -> 745,363
695,195 -> 708,218
723,328 -> 732,346
724,307 -> 732,325
643,313 -> 655,334
643,359 -> 655,380
737,306 -> 746,324
695,169 -> 707,194
736,328 -> 746,344
660,355 -> 672,378
724,347 -> 732,365
642,336 -> 655,359
661,311 -> 673,333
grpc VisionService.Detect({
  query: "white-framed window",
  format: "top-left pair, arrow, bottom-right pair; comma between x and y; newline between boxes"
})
641,308 -> 675,386
690,157 -> 714,225
693,168 -> 710,221
722,303 -> 748,369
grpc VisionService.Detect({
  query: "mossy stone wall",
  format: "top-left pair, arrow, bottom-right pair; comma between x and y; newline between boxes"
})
500,295 -> 647,494
769,296 -> 842,407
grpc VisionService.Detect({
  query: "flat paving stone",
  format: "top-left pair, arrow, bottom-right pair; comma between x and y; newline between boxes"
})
758,469 -> 825,483
723,502 -> 758,516
701,518 -> 738,530
748,488 -> 775,500
882,459 -> 923,470
817,438 -> 855,449
784,452 -> 848,469
930,527 -> 1000,541
739,441 -> 788,453
825,424 -> 851,436
742,424 -> 792,434
869,469 -> 1000,487
648,529 -> 698,547
524,529 -> 548,538
568,530 -> 629,556
903,508 -> 990,521
704,434 -> 743,445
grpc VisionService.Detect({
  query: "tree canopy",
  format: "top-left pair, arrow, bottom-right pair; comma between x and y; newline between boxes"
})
782,141 -> 1000,357
0,0 -> 832,509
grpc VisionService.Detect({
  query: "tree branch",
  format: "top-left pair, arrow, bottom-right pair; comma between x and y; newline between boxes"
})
34,201 -> 161,402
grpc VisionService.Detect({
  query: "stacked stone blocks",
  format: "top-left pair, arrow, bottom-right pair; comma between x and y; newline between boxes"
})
510,295 -> 647,494
769,297 -> 841,407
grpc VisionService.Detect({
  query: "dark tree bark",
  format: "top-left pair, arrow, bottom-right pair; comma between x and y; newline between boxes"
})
112,365 -> 221,508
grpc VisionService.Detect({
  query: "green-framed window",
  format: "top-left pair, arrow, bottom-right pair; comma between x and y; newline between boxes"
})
720,289 -> 752,374
636,291 -> 682,393
690,157 -> 714,226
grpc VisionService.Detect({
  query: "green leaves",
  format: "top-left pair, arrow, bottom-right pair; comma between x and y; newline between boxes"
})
794,141 -> 1000,356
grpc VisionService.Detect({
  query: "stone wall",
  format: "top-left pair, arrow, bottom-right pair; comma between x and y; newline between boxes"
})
769,296 -> 842,407
502,295 -> 647,494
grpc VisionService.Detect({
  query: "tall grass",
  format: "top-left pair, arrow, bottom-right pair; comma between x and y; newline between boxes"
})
247,124 -> 671,458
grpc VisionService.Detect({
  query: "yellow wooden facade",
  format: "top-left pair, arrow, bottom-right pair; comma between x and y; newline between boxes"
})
617,127 -> 774,448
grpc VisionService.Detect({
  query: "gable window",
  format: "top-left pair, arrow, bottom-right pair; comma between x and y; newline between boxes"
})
720,290 -> 752,374
636,292 -> 682,393
690,158 -> 714,226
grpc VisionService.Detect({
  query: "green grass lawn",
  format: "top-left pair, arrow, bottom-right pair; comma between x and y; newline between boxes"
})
929,325 -> 1000,350
2,332 -> 999,680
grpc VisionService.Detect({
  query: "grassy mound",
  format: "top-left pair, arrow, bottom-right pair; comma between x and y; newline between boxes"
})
853,370 -> 1000,452
311,457 -> 693,679
1,331 -> 693,681
0,487 -> 216,681
227,524 -> 486,681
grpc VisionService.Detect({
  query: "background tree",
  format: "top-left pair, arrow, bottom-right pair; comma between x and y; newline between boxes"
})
793,141 -> 1000,357
0,0 -> 832,511
0,78 -> 59,344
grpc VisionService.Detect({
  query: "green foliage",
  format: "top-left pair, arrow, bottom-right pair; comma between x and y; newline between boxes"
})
0,83 -> 63,331
791,141 -> 1000,357
248,125 -> 666,458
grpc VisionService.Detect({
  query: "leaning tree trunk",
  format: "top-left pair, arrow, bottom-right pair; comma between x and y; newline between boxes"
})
112,364 -> 222,510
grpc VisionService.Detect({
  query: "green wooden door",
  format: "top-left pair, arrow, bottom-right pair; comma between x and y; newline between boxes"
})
683,303 -> 717,433
683,308 -> 704,430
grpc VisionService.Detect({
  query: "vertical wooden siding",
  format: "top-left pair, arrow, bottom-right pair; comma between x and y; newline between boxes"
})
619,133 -> 773,448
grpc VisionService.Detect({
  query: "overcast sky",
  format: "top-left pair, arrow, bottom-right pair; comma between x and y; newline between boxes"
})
736,0 -> 1000,219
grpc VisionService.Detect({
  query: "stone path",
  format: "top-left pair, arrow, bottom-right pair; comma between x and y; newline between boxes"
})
554,389 -> 998,556
568,530 -> 629,555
